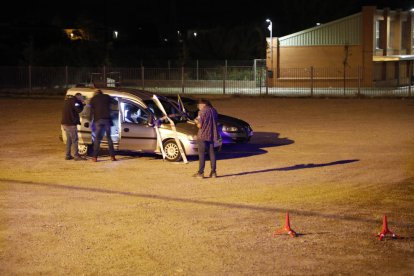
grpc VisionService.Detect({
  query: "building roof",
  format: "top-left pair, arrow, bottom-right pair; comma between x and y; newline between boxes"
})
276,13 -> 362,47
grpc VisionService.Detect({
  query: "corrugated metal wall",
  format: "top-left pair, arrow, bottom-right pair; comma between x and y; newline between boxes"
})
279,13 -> 362,46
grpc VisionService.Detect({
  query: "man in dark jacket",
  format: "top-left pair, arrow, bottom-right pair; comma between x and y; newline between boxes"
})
90,90 -> 116,162
193,99 -> 219,179
61,93 -> 86,161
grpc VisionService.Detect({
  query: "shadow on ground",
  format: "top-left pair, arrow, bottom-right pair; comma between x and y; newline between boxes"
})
217,132 -> 294,160
97,132 -> 293,162
1,177 -> 412,227
218,159 -> 360,177
92,150 -> 161,161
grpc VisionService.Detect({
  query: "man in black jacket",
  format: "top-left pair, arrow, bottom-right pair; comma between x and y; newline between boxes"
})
61,93 -> 86,161
90,90 -> 116,162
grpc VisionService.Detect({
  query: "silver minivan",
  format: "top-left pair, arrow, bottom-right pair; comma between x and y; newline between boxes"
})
61,87 -> 219,162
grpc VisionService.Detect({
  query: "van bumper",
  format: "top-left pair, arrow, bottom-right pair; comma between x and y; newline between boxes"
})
183,140 -> 198,156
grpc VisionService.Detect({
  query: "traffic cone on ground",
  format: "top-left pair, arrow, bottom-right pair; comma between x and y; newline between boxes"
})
376,214 -> 399,241
273,212 -> 297,238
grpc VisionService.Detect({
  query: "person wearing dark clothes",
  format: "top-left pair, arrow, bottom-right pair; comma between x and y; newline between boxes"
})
193,99 -> 219,179
61,93 -> 86,161
90,90 -> 116,162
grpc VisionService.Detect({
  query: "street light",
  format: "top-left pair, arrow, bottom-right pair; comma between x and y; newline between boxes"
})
266,19 -> 273,78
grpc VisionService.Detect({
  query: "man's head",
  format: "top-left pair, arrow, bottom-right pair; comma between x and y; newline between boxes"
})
94,89 -> 103,95
74,93 -> 83,101
197,98 -> 210,110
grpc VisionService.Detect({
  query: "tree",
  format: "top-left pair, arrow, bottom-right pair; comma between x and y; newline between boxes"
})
187,25 -> 266,60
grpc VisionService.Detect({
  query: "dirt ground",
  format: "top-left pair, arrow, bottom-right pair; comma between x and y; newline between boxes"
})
0,96 -> 413,275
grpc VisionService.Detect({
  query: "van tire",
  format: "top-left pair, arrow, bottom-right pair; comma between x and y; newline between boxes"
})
163,140 -> 182,162
78,144 -> 92,156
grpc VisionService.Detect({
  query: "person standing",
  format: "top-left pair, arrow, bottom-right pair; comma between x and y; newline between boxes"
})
61,93 -> 86,161
193,99 -> 219,179
90,90 -> 116,162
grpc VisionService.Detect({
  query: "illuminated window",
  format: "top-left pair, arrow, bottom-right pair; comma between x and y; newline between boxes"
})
375,20 -> 381,49
122,102 -> 148,125
64,29 -> 88,41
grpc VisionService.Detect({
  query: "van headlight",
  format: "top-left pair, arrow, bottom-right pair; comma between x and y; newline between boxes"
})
222,125 -> 239,133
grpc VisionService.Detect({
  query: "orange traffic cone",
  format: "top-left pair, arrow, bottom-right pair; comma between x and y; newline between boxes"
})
376,214 -> 399,241
273,212 -> 297,238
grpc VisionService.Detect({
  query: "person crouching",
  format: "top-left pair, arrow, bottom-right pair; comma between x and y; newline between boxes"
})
61,93 -> 86,161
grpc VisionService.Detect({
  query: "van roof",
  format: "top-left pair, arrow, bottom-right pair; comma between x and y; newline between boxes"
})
67,87 -> 157,101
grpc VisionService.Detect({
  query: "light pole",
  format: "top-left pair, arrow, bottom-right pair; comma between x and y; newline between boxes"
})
266,19 -> 273,69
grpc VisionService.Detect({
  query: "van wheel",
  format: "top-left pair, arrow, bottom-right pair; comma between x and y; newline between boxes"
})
163,140 -> 182,162
78,144 -> 92,156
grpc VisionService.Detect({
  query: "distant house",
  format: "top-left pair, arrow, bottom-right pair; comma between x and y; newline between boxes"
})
63,29 -> 90,41
266,6 -> 414,87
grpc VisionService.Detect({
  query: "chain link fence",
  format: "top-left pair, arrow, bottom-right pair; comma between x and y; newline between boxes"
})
0,62 -> 412,97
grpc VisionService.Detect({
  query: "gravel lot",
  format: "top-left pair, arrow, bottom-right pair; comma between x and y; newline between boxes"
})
0,97 -> 413,275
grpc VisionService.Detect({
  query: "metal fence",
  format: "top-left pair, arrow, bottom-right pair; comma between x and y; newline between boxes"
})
0,64 -> 412,97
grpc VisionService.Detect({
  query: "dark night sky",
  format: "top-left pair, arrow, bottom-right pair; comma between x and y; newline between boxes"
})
2,0 -> 412,35
0,0 -> 412,65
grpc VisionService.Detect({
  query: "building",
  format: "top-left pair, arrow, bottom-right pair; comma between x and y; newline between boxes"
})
63,29 -> 90,41
266,6 -> 414,87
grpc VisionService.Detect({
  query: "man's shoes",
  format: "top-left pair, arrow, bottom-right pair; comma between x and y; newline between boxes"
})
111,156 -> 117,161
192,172 -> 205,179
209,171 -> 217,178
65,156 -> 74,160
74,156 -> 87,161
91,157 -> 97,162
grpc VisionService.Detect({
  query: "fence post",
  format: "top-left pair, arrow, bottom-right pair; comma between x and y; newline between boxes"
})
397,62 -> 400,87
265,68 -> 268,95
141,66 -> 145,90
181,66 -> 185,94
310,66 -> 314,97
196,59 -> 199,81
167,60 -> 171,80
343,65 -> 346,96
259,67 -> 262,95
65,66 -> 68,89
357,65 -> 361,97
409,61 -> 412,97
223,60 -> 227,95
103,65 -> 106,87
28,65 -> 32,96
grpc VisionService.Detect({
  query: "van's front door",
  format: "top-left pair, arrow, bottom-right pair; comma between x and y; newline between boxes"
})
119,100 -> 157,151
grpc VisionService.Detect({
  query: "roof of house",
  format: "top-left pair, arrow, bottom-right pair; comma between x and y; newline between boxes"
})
275,13 -> 362,47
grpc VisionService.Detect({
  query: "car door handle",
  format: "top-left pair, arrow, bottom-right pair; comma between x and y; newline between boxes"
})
124,128 -> 129,132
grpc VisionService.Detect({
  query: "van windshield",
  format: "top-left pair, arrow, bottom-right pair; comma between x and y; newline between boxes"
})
144,99 -> 186,123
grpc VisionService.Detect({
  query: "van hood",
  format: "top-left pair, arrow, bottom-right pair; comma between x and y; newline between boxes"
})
218,114 -> 249,127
